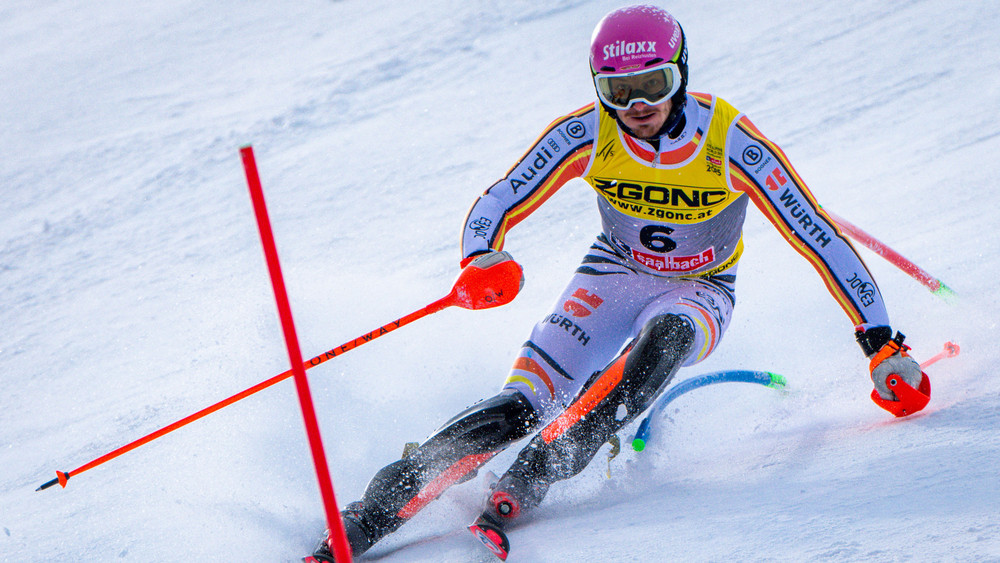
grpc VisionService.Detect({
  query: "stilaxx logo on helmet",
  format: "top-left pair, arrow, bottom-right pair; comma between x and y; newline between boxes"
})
602,40 -> 656,60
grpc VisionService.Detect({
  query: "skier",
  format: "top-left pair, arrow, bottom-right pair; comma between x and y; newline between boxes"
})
310,4 -> 925,561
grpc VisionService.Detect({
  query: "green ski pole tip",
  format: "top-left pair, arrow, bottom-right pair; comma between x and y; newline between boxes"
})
933,282 -> 958,303
767,373 -> 787,388
632,438 -> 646,452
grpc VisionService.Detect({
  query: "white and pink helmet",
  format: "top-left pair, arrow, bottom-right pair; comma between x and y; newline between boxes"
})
589,5 -> 688,112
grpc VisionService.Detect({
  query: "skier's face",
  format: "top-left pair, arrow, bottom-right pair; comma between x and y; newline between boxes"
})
615,99 -> 673,139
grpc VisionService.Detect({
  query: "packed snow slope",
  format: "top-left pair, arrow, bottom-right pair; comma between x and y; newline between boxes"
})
3,1 -> 999,561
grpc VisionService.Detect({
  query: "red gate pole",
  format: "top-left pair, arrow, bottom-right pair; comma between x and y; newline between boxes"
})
240,145 -> 352,562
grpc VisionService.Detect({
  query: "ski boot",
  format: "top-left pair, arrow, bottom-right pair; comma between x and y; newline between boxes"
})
303,503 -> 376,562
469,469 -> 540,561
469,509 -> 511,561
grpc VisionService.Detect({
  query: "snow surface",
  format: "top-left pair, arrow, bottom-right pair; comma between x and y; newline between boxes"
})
3,0 -> 999,561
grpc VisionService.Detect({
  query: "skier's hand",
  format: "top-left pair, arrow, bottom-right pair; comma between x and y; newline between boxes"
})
857,326 -> 922,401
465,251 -> 523,292
461,250 -> 511,270
451,250 -> 524,310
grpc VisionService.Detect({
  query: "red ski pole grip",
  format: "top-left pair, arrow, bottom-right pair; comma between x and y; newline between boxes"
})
870,371 -> 931,417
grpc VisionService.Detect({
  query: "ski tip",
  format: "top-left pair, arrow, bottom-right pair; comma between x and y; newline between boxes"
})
469,521 -> 510,561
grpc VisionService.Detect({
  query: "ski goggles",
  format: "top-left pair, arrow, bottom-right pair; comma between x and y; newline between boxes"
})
593,62 -> 682,110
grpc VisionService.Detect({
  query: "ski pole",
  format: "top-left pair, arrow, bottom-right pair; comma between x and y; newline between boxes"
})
824,209 -> 956,302
36,254 -> 523,492
919,341 -> 960,369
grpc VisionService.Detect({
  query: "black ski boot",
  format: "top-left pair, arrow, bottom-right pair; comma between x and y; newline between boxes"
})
468,468 -> 543,561
303,503 -> 377,562
304,536 -> 336,563
469,510 -> 510,561
340,503 -> 377,555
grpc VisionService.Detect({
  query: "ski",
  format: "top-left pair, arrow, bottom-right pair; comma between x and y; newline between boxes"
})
469,515 -> 511,561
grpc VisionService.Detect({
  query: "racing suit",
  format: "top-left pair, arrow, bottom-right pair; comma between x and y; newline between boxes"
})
341,93 -> 889,553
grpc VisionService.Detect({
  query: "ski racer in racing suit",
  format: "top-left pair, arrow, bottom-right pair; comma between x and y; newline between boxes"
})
313,5 -> 926,561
